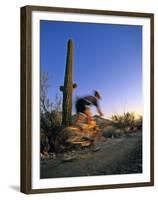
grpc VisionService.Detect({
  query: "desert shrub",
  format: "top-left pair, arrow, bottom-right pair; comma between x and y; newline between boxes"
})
40,110 -> 62,133
111,112 -> 135,131
40,72 -> 62,153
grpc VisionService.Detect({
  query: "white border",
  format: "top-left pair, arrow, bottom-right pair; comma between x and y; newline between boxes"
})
32,11 -> 151,189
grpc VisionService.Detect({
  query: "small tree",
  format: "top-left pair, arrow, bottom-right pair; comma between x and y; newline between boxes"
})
40,72 -> 62,153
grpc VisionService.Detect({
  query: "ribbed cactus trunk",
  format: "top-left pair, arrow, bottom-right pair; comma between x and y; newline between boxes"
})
60,39 -> 77,126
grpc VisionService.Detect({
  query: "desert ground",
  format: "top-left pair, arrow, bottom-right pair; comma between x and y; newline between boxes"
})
40,123 -> 142,179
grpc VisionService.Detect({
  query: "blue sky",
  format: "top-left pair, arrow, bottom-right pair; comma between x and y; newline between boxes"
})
40,20 -> 142,118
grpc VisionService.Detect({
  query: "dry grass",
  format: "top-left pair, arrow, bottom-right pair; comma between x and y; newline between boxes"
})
112,112 -> 135,128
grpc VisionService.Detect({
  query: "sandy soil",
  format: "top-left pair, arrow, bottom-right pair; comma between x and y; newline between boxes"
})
40,131 -> 142,179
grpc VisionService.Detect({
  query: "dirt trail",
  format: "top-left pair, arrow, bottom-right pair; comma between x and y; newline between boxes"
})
40,131 -> 142,179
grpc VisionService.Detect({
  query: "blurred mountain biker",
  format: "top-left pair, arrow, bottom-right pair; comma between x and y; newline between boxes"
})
76,90 -> 103,124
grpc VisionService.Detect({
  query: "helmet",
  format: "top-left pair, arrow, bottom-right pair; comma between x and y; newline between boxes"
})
94,90 -> 101,99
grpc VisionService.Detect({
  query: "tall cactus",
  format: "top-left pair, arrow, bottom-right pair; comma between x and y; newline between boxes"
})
60,39 -> 77,126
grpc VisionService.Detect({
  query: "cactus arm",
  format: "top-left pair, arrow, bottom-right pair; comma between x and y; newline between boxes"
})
73,83 -> 77,89
60,86 -> 64,91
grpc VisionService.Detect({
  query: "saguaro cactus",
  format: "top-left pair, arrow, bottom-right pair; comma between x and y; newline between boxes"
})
60,39 -> 77,126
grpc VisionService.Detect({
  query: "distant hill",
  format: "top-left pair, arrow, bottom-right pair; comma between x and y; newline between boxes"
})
93,115 -> 112,125
71,114 -> 112,126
